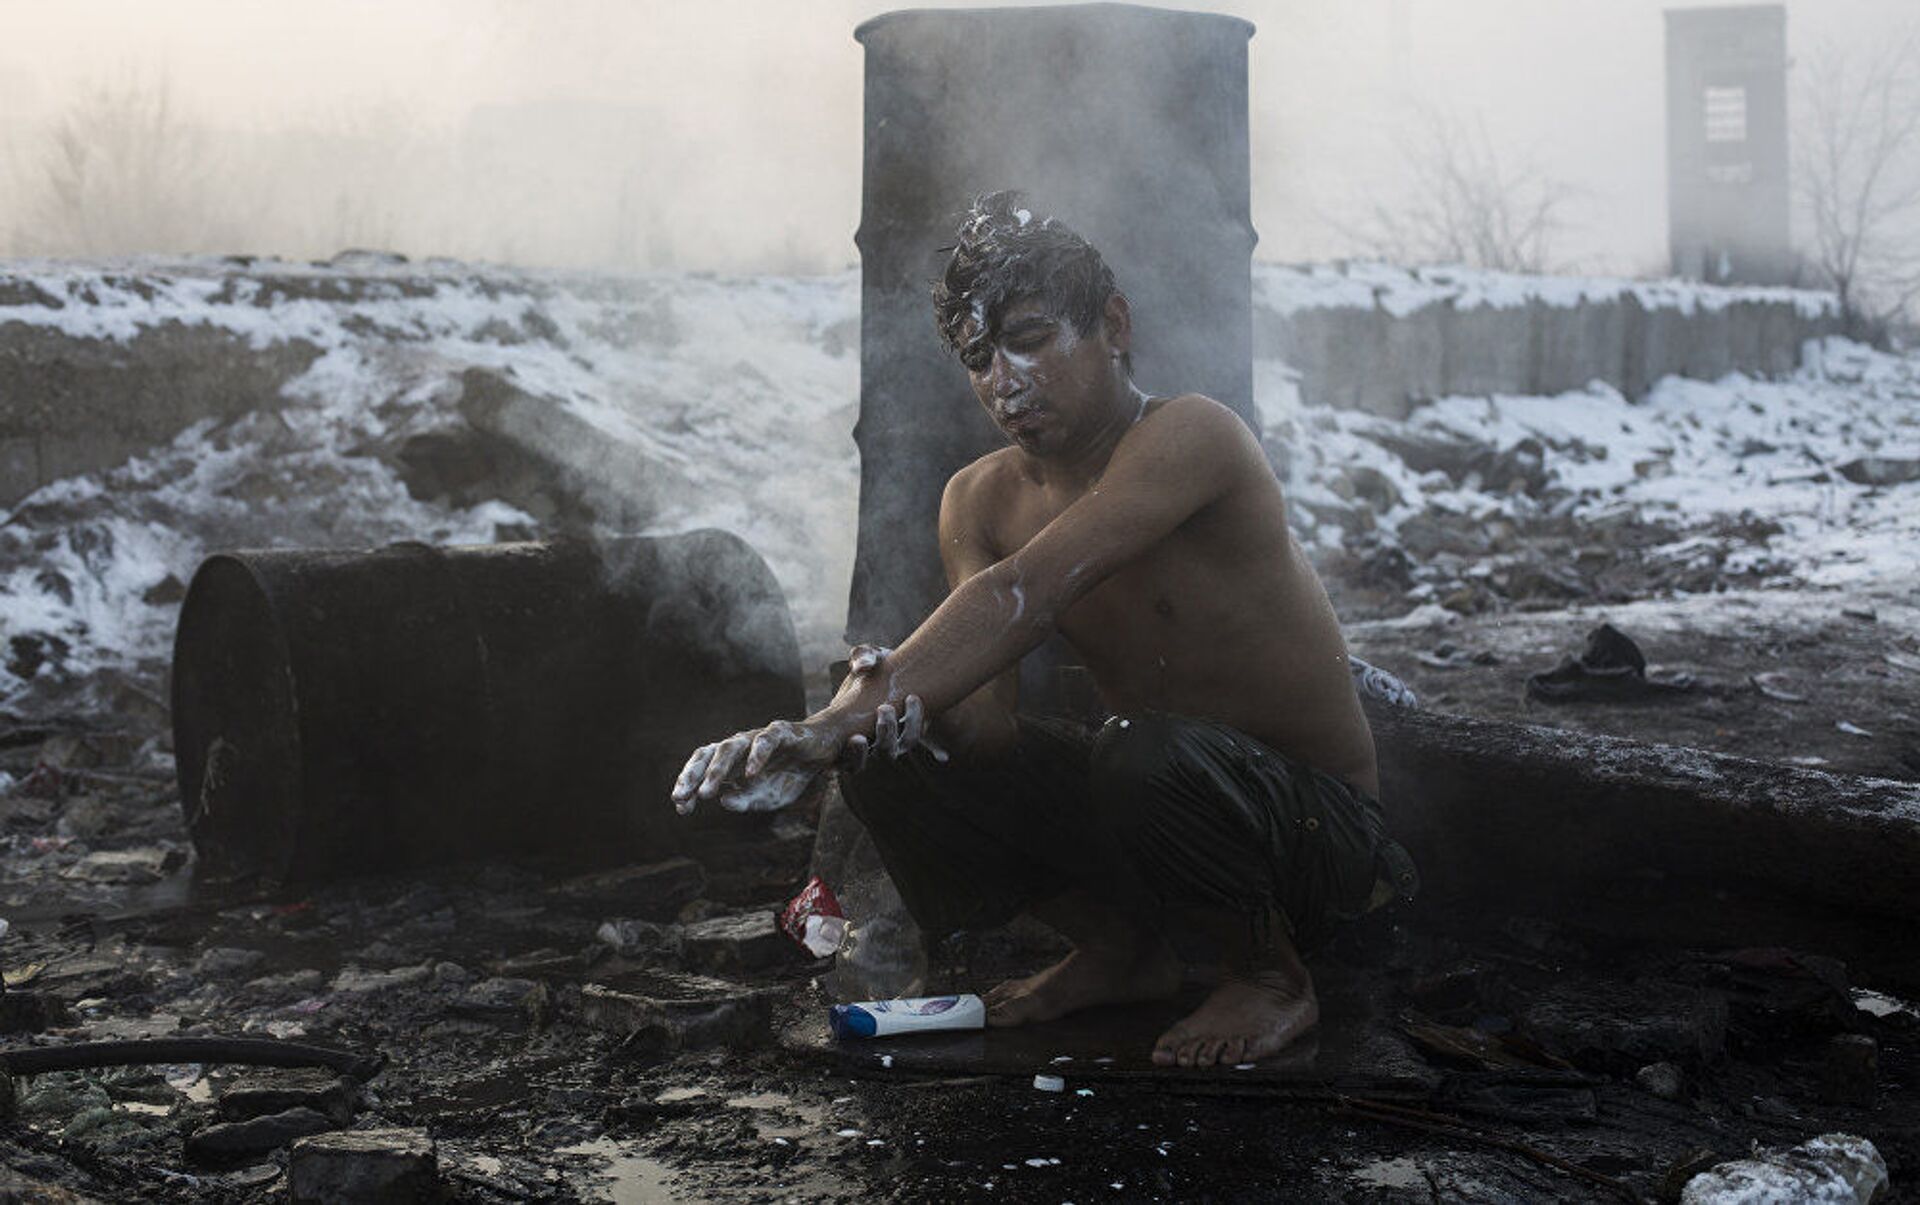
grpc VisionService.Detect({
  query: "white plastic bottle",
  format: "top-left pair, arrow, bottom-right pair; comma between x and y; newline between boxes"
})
828,993 -> 986,1039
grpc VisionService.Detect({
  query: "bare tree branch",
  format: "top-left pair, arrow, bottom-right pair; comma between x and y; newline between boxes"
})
1334,108 -> 1576,274
1794,27 -> 1920,335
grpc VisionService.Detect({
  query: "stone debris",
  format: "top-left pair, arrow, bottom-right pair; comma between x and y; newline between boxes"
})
447,976 -> 549,1029
1519,980 -> 1728,1074
555,856 -> 707,918
57,847 -> 184,885
579,976 -> 776,1055
193,947 -> 268,979
680,909 -> 794,975
1817,1034 -> 1878,1107
596,918 -> 681,960
1835,456 -> 1920,487
1681,1133 -> 1886,1205
1633,1061 -> 1685,1101
288,1127 -> 437,1205
186,1106 -> 338,1163
216,1069 -> 356,1126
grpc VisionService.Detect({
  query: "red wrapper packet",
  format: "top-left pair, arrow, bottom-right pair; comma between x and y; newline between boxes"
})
778,875 -> 851,958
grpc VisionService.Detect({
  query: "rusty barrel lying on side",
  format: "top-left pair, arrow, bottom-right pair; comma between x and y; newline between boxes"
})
171,531 -> 803,887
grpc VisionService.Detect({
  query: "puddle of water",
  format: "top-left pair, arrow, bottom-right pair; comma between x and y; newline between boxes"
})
559,1137 -> 693,1205
1352,1156 -> 1426,1189
721,1090 -> 828,1142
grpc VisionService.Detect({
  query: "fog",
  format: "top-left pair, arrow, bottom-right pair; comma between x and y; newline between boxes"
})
0,0 -> 1910,275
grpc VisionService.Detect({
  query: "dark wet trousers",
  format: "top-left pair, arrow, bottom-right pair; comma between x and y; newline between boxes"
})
839,711 -> 1418,952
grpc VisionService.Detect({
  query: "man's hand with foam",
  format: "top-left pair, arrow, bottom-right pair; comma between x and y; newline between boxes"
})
670,644 -> 943,817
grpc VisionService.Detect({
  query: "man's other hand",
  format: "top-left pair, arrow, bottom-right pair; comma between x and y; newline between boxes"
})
832,644 -> 948,772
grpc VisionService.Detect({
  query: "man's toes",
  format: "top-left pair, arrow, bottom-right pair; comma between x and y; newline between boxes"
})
1194,1038 -> 1224,1068
1151,1043 -> 1177,1067
1175,1040 -> 1201,1068
1220,1036 -> 1248,1066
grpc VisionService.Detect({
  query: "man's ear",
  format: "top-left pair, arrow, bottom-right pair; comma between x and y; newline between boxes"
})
1101,292 -> 1132,358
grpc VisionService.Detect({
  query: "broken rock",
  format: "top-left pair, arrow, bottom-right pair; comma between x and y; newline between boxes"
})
1634,1061 -> 1685,1101
58,847 -> 185,885
1519,979 -> 1727,1074
448,976 -> 550,1028
186,1106 -> 337,1163
1834,456 -> 1920,487
289,1127 -> 437,1205
555,857 -> 706,919
680,909 -> 792,975
195,947 -> 269,980
217,1068 -> 355,1126
580,973 -> 776,1054
1818,1034 -> 1878,1107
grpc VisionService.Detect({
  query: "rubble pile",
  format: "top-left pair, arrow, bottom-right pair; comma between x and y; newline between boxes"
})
1265,338 -> 1920,620
0,748 -> 1914,1200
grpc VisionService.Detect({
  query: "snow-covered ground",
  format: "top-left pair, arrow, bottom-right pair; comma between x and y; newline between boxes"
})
1265,335 -> 1920,602
0,256 -> 1915,722
0,259 -> 861,714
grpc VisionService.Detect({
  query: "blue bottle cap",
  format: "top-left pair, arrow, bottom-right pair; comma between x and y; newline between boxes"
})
828,1003 -> 878,1040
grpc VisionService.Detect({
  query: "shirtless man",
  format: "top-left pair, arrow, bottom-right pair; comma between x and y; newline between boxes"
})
673,193 -> 1412,1067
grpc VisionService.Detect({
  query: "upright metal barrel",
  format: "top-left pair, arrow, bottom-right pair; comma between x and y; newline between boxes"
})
171,531 -> 803,887
849,3 -> 1259,648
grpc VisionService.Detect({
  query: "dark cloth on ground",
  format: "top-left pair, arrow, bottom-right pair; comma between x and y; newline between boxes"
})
839,710 -> 1417,952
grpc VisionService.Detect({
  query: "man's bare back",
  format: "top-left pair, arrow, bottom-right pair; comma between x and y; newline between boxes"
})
947,394 -> 1378,795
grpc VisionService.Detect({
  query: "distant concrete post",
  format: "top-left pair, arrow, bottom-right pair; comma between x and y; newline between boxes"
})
849,4 -> 1258,651
1665,5 -> 1793,285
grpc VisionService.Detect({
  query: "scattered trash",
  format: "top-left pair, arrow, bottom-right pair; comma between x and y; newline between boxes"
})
1836,720 -> 1873,738
1749,672 -> 1806,703
1350,656 -> 1418,708
1032,1075 -> 1065,1093
779,876 -> 852,959
1526,624 -> 1694,704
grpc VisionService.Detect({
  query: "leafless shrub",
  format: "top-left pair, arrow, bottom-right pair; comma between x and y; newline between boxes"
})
1341,109 -> 1576,274
1795,28 -> 1920,336
20,76 -> 233,256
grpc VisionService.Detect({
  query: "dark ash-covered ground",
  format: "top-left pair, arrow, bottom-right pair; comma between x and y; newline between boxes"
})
0,599 -> 1915,1204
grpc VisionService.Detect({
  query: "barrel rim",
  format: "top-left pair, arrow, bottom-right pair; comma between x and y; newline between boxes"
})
855,2 -> 1255,44
171,551 -> 306,884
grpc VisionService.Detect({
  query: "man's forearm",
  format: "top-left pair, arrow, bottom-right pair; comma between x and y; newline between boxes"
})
816,559 -> 1053,741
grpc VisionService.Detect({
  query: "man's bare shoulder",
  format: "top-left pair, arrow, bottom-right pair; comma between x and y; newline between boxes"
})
942,446 -> 1024,514
1129,393 -> 1263,462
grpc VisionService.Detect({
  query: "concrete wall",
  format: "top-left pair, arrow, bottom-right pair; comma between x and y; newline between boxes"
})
1258,287 -> 1841,419
0,319 -> 319,507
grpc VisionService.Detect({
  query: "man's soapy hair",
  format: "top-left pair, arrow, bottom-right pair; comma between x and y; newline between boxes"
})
932,191 -> 1128,373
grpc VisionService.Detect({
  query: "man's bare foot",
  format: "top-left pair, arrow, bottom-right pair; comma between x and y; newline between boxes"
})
1150,968 -> 1318,1068
984,941 -> 1181,1027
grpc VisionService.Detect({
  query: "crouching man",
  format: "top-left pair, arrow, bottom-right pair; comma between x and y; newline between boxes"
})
672,192 -> 1415,1067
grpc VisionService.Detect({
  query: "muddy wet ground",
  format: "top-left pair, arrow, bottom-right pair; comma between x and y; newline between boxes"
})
1,581 -> 1917,1205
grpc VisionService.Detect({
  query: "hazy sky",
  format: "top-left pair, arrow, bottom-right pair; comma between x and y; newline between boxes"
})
0,0 -> 1910,273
